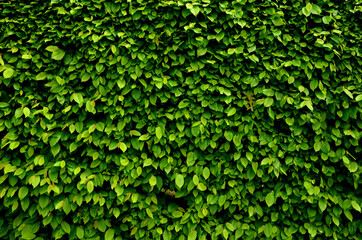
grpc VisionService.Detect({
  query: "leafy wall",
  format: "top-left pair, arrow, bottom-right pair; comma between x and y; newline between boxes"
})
0,0 -> 361,239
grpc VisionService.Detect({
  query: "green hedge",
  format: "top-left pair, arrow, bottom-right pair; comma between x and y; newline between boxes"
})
1,0 -> 361,239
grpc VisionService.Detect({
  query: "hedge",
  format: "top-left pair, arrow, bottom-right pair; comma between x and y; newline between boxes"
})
0,0 -> 361,239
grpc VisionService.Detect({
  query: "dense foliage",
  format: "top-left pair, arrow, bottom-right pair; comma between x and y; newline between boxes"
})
1,0 -> 361,239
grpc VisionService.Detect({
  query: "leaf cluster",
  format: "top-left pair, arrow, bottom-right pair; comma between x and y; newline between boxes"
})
0,0 -> 361,239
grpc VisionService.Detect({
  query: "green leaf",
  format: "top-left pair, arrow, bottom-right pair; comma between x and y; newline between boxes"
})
262,89 -> 274,97
321,141 -> 330,153
120,142 -> 127,152
15,108 -> 23,118
265,191 -> 274,207
76,227 -> 84,239
130,130 -> 141,136
197,48 -> 207,57
348,162 -> 358,173
172,210 -> 183,218
3,68 -> 14,78
314,141 -> 321,152
109,141 -> 118,151
224,131 -> 233,141
318,198 -> 327,212
149,175 -> 157,186
264,223 -> 272,237
117,79 -> 126,89
311,4 -> 322,15
139,134 -> 150,141
87,181 -> 94,193
39,196 -> 49,209
156,126 -> 163,139
0,102 -> 9,108
310,79 -> 318,91
178,100 -> 189,109
192,175 -> 199,185
249,54 -> 259,63
186,152 -> 195,166
272,17 -> 284,26
306,3 -> 313,12
105,228 -> 115,240
73,93 -> 84,105
264,98 -> 274,107
18,186 -> 29,200
10,141 -> 20,150
246,152 -> 253,162
197,182 -> 207,191
344,210 -> 353,222
23,107 -> 30,117
120,158 -> 129,166
51,49 -> 65,60
343,88 -> 353,99
218,195 -> 226,206
190,6 -> 200,16
342,199 -> 351,210
175,174 -> 184,189
163,230 -> 172,240
61,221 -> 71,234
355,94 -> 362,102
305,100 -> 313,111
35,72 -> 47,80
188,230 -> 197,240
51,143 -> 61,156
146,208 -> 154,218
21,225 -> 36,240
322,16 -> 331,24
111,45 -> 117,54
351,200 -> 361,212
69,142 -> 77,152
203,167 -> 210,180
227,107 -> 237,116
46,45 -> 59,52
20,198 -> 29,211
226,222 -> 235,231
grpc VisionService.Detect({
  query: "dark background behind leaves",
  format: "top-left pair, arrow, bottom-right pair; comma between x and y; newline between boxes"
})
0,0 -> 361,239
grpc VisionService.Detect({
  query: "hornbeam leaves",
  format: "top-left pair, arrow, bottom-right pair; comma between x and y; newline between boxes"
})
0,0 -> 360,239
87,181 -> 94,193
175,174 -> 184,189
18,187 -> 29,200
51,49 -> 65,60
318,198 -> 327,212
186,3 -> 200,16
105,229 -> 114,240
156,126 -> 163,139
3,68 -> 14,78
351,201 -> 361,212
265,191 -> 275,207
149,175 -> 157,186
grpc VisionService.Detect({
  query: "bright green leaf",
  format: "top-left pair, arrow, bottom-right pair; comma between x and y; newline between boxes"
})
87,181 -> 94,193
175,174 -> 184,189
156,126 -> 163,139
18,187 -> 29,200
51,49 -> 65,60
203,167 -> 210,180
188,230 -> 197,240
265,191 -> 274,207
61,221 -> 71,234
351,200 -> 361,212
318,198 -> 327,212
105,228 -> 115,240
76,227 -> 84,239
149,175 -> 157,186
3,68 -> 14,78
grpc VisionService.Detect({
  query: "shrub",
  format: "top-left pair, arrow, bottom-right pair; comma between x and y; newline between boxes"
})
0,0 -> 361,239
